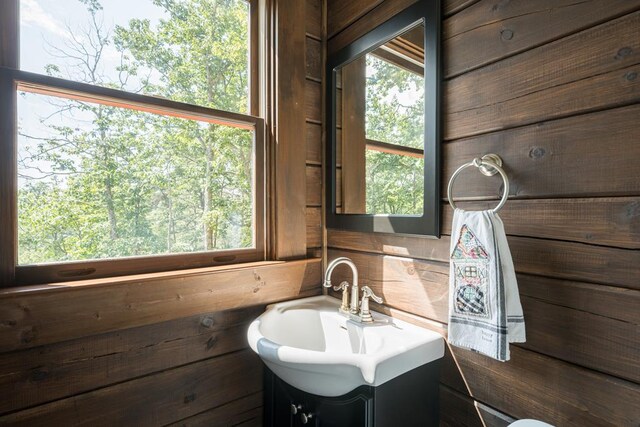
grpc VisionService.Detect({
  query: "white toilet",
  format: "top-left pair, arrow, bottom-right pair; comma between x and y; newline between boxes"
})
509,420 -> 554,427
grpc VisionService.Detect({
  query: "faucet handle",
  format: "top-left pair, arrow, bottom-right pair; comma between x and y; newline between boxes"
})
334,281 -> 350,313
361,286 -> 383,304
332,281 -> 349,292
358,286 -> 383,323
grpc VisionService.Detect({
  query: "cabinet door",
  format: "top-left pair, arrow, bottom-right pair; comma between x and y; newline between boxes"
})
313,393 -> 373,427
265,369 -> 373,427
270,372 -> 298,427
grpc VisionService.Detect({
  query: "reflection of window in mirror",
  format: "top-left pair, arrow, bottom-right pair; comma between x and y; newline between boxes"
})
338,24 -> 425,216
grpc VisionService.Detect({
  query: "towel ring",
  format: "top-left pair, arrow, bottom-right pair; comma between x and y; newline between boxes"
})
447,154 -> 510,213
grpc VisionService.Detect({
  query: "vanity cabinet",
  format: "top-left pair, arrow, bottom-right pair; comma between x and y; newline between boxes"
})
263,361 -> 441,427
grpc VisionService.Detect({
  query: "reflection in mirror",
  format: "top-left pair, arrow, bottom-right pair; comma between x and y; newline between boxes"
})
336,24 -> 425,215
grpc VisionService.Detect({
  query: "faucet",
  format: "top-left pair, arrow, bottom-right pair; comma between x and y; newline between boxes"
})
323,257 -> 383,322
324,257 -> 359,313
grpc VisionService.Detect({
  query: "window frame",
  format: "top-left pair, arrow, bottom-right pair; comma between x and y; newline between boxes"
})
0,0 -> 265,287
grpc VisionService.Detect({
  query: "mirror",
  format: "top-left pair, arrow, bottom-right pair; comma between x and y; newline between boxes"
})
326,0 -> 440,236
336,24 -> 425,216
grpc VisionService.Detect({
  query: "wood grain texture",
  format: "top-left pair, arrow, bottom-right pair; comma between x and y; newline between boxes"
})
306,121 -> 322,165
0,306 -> 262,415
448,345 -> 640,427
440,385 -> 514,427
446,12 -> 640,114
328,249 -> 450,322
518,275 -> 640,324
520,295 -> 640,383
442,197 -> 640,249
443,0 -> 480,17
328,231 -> 640,288
440,385 -> 485,427
327,0 -> 384,38
274,0 -> 307,259
306,36 -> 322,81
506,237 -> 639,290
305,79 -> 322,122
306,0 -> 322,39
327,0 -> 480,45
328,0 -> 418,54
444,12 -> 640,139
165,392 -> 263,427
340,56 -> 367,213
443,105 -> 640,199
0,350 -> 262,426
446,64 -> 640,140
443,0 -> 640,77
306,207 -> 322,247
306,165 -> 322,207
0,259 -> 321,352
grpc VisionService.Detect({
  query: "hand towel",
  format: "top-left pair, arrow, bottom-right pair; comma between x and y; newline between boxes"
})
448,209 -> 525,361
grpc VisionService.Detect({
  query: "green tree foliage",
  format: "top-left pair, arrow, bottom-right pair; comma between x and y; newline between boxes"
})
364,54 -> 424,215
18,0 -> 253,264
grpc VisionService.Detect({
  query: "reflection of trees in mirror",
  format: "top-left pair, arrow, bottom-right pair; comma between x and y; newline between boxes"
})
364,52 -> 424,215
17,0 -> 253,265
365,54 -> 424,149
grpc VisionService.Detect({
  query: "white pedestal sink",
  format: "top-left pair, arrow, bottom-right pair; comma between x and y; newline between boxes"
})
247,295 -> 444,397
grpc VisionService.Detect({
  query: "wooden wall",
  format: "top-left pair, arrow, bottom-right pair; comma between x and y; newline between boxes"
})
305,0 -> 324,258
0,259 -> 321,425
0,0 -> 325,424
326,0 -> 640,425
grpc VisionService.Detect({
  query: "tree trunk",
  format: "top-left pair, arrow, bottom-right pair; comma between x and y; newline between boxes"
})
97,106 -> 118,240
165,192 -> 174,253
203,140 -> 214,250
104,178 -> 118,240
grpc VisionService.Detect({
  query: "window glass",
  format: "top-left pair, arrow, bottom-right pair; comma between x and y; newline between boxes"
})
19,0 -> 251,113
17,90 -> 254,265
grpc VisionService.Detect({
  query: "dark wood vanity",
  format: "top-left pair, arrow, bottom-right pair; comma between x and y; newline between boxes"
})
263,361 -> 441,427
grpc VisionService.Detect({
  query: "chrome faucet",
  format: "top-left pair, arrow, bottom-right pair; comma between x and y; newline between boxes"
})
324,257 -> 358,314
323,257 -> 383,322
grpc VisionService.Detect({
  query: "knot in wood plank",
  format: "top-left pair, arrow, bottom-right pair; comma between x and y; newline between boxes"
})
500,29 -> 514,41
615,47 -> 633,60
528,147 -> 546,159
200,315 -> 215,328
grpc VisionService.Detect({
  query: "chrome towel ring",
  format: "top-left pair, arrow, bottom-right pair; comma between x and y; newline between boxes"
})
447,154 -> 510,213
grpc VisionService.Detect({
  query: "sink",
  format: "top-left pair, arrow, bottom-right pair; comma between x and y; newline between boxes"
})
247,295 -> 444,397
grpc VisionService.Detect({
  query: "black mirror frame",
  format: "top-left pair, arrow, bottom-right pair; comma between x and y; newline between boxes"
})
325,0 -> 441,237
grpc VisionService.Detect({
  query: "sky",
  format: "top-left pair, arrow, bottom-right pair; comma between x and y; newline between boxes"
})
20,0 -> 166,79
17,0 -> 168,185
17,0 -> 252,188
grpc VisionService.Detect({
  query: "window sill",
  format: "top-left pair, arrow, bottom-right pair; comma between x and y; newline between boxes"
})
0,258 -> 322,352
3,260 -> 283,296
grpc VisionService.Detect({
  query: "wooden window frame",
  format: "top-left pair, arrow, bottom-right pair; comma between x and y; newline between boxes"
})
0,0 -> 266,287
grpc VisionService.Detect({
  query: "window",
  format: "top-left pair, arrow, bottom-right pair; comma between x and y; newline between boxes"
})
0,0 -> 264,285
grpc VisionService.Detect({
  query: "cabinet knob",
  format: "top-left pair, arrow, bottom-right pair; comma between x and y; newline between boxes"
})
290,404 -> 301,415
300,412 -> 314,424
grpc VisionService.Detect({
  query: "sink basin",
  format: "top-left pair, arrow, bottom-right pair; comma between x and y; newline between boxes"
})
247,295 -> 444,397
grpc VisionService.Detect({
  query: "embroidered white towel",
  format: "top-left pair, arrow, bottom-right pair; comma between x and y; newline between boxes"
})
448,209 -> 525,361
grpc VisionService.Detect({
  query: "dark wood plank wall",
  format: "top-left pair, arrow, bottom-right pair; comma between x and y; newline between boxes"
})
0,258 -> 321,425
0,0 -> 325,424
326,0 -> 640,425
